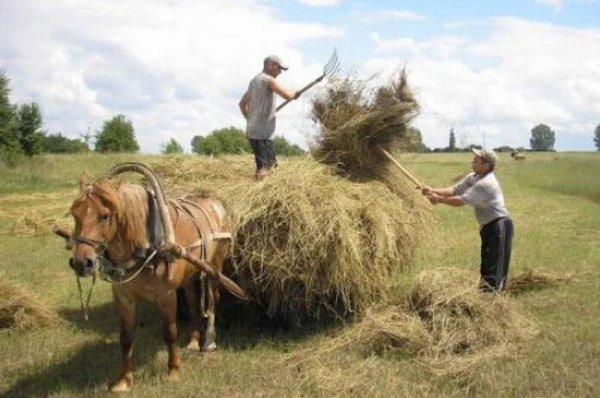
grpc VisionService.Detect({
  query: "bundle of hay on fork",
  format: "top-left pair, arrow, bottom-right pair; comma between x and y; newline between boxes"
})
311,68 -> 420,180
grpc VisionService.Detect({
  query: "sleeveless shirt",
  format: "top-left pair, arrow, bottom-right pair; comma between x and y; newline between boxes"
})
245,72 -> 276,140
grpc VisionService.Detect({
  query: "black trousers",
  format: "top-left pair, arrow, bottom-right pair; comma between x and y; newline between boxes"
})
480,217 -> 514,291
248,138 -> 277,171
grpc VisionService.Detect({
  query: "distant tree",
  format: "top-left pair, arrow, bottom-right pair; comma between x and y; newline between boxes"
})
95,114 -> 139,153
594,124 -> 600,151
403,126 -> 431,153
0,71 -> 22,162
15,102 -> 45,156
494,145 -> 516,153
273,135 -> 306,156
530,124 -> 555,151
43,133 -> 89,153
162,138 -> 183,154
191,127 -> 250,155
449,127 -> 456,152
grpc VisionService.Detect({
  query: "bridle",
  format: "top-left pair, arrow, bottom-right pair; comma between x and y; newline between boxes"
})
70,234 -> 108,251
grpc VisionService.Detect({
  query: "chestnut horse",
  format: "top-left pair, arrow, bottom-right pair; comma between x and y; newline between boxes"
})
68,175 -> 233,392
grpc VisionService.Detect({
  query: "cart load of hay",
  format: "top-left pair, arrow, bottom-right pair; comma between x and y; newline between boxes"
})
152,68 -> 429,323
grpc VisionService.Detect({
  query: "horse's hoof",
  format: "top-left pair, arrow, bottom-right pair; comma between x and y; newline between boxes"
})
202,342 -> 218,353
186,340 -> 201,351
167,369 -> 181,382
109,379 -> 132,393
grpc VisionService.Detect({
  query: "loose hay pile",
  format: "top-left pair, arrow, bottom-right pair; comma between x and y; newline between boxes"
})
310,69 -> 420,179
507,270 -> 573,294
0,275 -> 62,332
151,157 -> 431,323
288,269 -> 538,377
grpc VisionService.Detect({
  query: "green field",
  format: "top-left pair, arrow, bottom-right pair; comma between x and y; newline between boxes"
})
1,152 -> 599,397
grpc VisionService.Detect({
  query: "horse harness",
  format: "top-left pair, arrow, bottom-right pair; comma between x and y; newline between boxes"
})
95,190 -> 231,284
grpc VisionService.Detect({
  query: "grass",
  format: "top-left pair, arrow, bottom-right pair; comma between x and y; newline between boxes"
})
0,151 -> 599,397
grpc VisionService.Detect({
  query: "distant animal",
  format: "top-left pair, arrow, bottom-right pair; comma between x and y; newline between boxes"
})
67,173 -> 235,392
511,151 -> 526,160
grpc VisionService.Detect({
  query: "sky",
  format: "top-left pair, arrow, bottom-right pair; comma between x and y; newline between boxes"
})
1,0 -> 599,153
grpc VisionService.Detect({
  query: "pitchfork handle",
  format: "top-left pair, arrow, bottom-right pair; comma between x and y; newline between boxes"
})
377,146 -> 425,189
276,75 -> 325,112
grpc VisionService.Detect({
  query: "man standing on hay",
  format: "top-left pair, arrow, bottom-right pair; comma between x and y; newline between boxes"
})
239,55 -> 300,181
421,148 -> 514,292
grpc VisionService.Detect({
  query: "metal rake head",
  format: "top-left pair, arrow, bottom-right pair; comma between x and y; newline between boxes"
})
323,48 -> 341,77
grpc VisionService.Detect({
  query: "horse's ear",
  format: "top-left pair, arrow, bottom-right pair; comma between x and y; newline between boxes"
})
78,172 -> 93,194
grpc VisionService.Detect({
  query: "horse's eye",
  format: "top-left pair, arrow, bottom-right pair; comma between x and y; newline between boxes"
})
99,214 -> 110,222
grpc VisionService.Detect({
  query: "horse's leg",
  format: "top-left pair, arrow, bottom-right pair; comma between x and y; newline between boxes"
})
157,290 -> 181,381
109,292 -> 137,393
184,277 -> 202,351
202,242 -> 228,352
202,278 -> 218,352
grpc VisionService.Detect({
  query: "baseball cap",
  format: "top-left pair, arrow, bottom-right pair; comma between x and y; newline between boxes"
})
472,148 -> 498,168
264,55 -> 288,70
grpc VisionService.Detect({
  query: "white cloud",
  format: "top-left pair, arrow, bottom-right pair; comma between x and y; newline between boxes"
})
0,0 -> 343,153
536,0 -> 564,11
295,0 -> 342,7
358,10 -> 426,23
365,18 -> 600,150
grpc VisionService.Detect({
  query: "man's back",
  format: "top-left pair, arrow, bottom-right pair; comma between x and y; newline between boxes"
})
246,72 -> 276,140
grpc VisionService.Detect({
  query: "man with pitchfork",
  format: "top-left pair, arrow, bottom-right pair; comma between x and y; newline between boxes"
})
239,55 -> 300,181
421,148 -> 514,292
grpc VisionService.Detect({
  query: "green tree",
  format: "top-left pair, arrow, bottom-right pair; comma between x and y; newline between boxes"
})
404,126 -> 430,153
449,127 -> 456,152
95,114 -> 139,153
162,138 -> 183,154
530,123 -> 556,151
594,124 -> 600,151
43,133 -> 89,153
0,71 -> 22,162
16,102 -> 45,156
273,135 -> 306,156
191,126 -> 250,155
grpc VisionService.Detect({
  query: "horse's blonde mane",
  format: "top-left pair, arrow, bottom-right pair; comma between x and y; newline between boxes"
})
79,178 -> 149,250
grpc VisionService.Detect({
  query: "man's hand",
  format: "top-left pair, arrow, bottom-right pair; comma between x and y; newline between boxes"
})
294,91 -> 301,100
421,185 -> 432,196
427,193 -> 440,205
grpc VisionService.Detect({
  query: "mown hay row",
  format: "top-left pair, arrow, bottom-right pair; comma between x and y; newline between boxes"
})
0,275 -> 63,332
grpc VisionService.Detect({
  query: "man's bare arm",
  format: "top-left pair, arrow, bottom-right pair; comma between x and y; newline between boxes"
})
239,91 -> 250,119
268,77 -> 297,101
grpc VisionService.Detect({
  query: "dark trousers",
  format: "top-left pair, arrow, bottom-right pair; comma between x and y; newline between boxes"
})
480,217 -> 514,292
248,138 -> 277,171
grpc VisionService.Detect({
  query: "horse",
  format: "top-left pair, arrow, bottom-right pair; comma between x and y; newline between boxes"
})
68,173 -> 234,392
511,151 -> 526,160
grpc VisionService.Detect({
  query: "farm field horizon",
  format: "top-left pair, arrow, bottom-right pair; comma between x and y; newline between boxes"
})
0,151 -> 599,397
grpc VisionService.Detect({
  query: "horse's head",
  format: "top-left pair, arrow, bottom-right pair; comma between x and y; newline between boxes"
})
69,177 -> 121,277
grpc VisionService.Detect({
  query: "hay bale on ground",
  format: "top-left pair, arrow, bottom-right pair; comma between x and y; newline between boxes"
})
0,275 -> 62,332
288,268 -> 538,376
310,69 -> 420,179
151,157 -> 431,323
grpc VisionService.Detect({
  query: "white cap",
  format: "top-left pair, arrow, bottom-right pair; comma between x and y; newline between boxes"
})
263,55 -> 288,70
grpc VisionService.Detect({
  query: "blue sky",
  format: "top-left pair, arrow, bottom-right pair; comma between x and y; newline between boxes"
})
1,0 -> 599,152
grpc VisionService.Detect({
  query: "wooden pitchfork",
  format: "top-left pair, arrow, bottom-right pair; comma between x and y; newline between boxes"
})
276,48 -> 340,112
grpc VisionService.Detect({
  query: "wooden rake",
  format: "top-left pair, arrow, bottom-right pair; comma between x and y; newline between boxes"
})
276,48 -> 340,112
